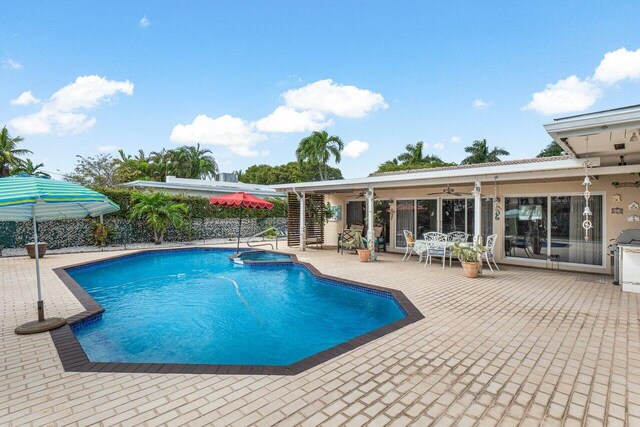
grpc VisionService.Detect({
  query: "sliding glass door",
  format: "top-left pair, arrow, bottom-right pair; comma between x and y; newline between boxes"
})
504,194 -> 603,266
395,200 -> 415,247
416,199 -> 438,238
395,198 -> 493,247
550,195 -> 603,265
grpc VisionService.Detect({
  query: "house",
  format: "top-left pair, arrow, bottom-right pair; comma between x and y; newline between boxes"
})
271,104 -> 640,275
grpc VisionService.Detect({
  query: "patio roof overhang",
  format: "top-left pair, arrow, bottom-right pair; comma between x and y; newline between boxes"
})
544,104 -> 640,159
271,157 -> 640,193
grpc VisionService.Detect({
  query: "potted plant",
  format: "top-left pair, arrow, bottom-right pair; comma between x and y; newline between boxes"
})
25,242 -> 48,259
452,243 -> 485,278
357,247 -> 371,262
93,221 -> 112,247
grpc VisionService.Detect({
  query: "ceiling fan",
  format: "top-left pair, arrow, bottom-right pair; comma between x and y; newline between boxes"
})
425,185 -> 470,197
346,190 -> 380,199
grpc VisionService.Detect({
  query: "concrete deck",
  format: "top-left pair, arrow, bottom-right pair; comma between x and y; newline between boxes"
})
1,245 -> 639,426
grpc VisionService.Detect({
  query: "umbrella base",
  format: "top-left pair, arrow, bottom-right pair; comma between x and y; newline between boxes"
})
15,317 -> 66,335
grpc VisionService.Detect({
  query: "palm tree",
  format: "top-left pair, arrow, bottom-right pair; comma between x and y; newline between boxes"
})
461,139 -> 510,164
149,148 -> 172,181
0,126 -> 32,177
295,130 -> 344,181
174,144 -> 218,179
12,159 -> 50,178
129,191 -> 188,244
396,141 -> 445,165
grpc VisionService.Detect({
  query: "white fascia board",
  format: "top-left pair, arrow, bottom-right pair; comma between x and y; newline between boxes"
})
271,157 -> 598,192
120,181 -> 282,196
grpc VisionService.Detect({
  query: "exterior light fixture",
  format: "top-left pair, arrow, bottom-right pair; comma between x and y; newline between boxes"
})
630,132 -> 638,142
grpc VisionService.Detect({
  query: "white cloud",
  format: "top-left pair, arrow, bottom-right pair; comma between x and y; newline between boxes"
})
433,142 -> 445,150
450,136 -> 461,144
472,98 -> 490,110
524,75 -> 601,115
139,15 -> 151,28
593,47 -> 640,85
9,75 -> 133,135
342,140 -> 370,158
4,59 -> 23,70
170,114 -> 266,157
97,145 -> 120,153
282,79 -> 388,118
10,91 -> 40,106
255,106 -> 332,133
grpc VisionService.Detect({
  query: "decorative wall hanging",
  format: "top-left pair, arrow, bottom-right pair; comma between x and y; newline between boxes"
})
581,137 -> 593,242
628,214 -> 640,222
612,181 -> 640,188
613,193 -> 622,203
629,201 -> 639,211
611,207 -> 623,215
493,177 -> 501,221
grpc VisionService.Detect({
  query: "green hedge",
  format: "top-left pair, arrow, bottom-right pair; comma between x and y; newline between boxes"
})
92,187 -> 287,219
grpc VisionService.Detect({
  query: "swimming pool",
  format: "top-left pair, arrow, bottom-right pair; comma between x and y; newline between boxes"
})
65,249 -> 411,367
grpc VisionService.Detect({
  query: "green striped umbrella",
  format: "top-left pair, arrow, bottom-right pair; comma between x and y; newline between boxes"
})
0,174 -> 120,334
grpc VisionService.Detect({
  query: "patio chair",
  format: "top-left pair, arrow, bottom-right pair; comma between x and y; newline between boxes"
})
448,231 -> 467,244
424,232 -> 450,268
401,230 -> 416,261
339,229 -> 362,254
362,225 -> 386,252
481,234 -> 500,272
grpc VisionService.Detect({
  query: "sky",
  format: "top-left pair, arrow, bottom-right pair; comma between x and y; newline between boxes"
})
2,1 -> 640,179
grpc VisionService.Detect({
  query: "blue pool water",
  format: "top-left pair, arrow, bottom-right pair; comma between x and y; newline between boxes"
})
238,251 -> 292,262
68,249 -> 405,365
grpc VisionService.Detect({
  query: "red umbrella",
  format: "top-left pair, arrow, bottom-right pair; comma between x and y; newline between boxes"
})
210,192 -> 274,252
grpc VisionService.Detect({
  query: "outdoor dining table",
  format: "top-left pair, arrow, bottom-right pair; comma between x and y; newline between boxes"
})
414,239 -> 471,266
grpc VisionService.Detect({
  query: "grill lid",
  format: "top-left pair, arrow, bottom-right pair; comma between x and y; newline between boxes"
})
616,229 -> 640,245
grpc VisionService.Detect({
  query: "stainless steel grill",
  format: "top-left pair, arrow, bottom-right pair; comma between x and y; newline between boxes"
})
611,229 -> 640,285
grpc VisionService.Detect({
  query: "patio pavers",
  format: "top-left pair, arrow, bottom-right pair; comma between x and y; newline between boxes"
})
1,245 -> 639,426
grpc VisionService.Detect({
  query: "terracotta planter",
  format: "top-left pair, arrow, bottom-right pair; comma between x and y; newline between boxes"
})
357,249 -> 371,262
25,242 -> 48,259
461,261 -> 481,278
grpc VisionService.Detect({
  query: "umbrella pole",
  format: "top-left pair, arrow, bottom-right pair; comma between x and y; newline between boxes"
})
237,205 -> 243,253
32,210 -> 44,322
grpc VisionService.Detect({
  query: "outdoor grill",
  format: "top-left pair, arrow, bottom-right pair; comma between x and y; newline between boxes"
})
611,229 -> 640,285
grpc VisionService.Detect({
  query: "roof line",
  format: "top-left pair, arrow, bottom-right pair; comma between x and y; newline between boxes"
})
553,104 -> 640,121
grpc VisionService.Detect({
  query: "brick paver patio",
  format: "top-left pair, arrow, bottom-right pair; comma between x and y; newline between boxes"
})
1,245 -> 639,426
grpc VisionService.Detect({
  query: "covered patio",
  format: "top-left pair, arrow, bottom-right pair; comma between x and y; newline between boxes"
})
274,105 -> 640,278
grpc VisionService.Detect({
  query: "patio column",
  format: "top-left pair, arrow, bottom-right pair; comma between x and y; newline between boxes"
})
473,180 -> 482,246
299,191 -> 306,251
366,187 -> 375,256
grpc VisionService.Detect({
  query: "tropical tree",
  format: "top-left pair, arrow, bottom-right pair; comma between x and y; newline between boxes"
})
12,159 -> 50,178
461,139 -> 510,164
129,191 -> 188,244
0,126 -> 32,177
65,154 -> 120,187
537,141 -> 565,158
172,144 -> 218,179
375,141 -> 454,173
296,131 -> 344,181
241,161 -> 343,185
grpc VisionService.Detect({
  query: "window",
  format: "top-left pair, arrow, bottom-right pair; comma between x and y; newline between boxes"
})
346,201 -> 365,227
504,194 -> 603,266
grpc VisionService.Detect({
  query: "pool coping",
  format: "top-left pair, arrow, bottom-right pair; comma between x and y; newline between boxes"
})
51,246 -> 424,376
